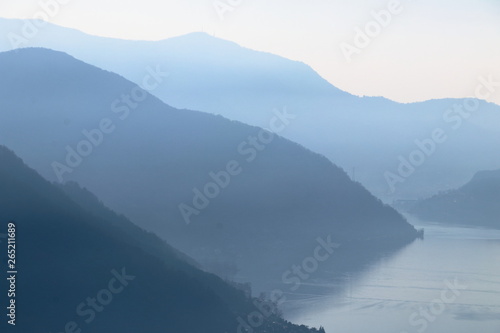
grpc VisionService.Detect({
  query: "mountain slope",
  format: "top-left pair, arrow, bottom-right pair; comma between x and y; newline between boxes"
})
0,145 -> 324,333
0,18 -> 352,118
409,169 -> 500,228
0,47 -> 418,283
1,18 -> 499,200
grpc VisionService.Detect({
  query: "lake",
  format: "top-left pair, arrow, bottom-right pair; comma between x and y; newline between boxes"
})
281,219 -> 500,333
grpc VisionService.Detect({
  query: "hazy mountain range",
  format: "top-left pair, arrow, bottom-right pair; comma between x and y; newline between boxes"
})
1,18 -> 499,201
2,16 -> 495,333
409,169 -> 500,228
0,145 -> 326,333
0,47 -> 419,286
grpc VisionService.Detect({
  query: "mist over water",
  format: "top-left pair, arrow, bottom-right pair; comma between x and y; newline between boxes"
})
0,8 -> 498,332
283,219 -> 500,333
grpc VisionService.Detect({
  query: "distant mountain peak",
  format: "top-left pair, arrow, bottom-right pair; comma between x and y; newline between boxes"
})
157,30 -> 241,48
468,169 -> 500,183
179,31 -> 217,39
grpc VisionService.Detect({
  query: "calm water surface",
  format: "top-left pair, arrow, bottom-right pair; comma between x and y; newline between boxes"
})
282,220 -> 500,333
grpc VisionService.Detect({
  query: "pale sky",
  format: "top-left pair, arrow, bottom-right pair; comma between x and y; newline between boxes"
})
1,0 -> 499,104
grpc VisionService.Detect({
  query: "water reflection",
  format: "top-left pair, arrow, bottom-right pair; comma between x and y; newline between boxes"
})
282,220 -> 500,333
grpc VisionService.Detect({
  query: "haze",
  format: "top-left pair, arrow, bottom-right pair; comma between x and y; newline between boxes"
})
1,0 -> 499,105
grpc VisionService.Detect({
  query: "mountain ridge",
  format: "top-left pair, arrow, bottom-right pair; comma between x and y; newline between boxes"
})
0,144 -> 330,332
2,18 -> 499,201
0,47 -> 418,290
409,168 -> 500,228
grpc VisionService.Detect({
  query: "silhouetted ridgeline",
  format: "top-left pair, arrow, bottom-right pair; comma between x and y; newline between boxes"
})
0,145 -> 325,333
410,169 -> 500,228
0,48 -> 418,282
2,19 -> 499,201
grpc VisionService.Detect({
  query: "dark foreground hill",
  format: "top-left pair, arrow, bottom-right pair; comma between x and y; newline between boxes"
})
0,145 -> 324,333
409,169 -> 500,228
0,48 -> 418,282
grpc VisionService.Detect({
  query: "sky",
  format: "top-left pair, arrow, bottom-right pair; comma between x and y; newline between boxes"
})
1,0 -> 499,105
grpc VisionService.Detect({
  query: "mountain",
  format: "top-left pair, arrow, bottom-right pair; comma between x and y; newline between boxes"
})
0,18 -> 353,115
0,145 -> 327,333
409,169 -> 500,228
1,18 -> 500,201
0,47 -> 418,286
